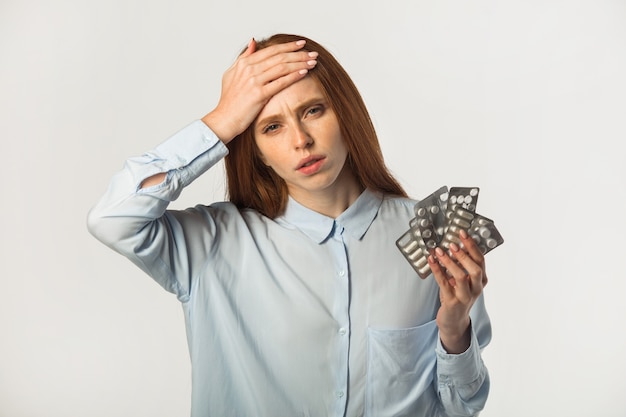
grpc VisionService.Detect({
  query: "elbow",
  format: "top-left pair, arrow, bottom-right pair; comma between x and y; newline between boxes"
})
86,205 -> 109,244
86,204 -> 127,249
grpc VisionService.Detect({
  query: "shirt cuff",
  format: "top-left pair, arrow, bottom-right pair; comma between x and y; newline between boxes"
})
154,119 -> 227,168
436,325 -> 483,387
133,120 -> 229,198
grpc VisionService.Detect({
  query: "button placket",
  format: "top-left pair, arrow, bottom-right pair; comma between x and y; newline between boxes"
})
329,221 -> 350,416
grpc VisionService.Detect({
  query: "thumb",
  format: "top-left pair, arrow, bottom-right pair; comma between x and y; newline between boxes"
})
242,38 -> 256,56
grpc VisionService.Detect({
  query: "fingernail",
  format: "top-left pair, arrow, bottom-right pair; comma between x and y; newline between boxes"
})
435,247 -> 444,256
298,69 -> 309,75
460,229 -> 468,238
307,60 -> 317,66
296,40 -> 306,46
450,242 -> 460,252
308,51 -> 318,58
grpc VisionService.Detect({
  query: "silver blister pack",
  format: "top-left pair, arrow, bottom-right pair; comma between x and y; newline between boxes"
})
413,186 -> 449,253
444,187 -> 479,228
468,215 -> 504,255
396,228 -> 431,278
396,185 -> 503,279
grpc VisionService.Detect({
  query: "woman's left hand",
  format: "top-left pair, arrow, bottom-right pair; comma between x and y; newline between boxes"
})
428,229 -> 488,354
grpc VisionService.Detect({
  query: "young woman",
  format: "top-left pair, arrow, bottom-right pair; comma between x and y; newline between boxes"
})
88,34 -> 492,417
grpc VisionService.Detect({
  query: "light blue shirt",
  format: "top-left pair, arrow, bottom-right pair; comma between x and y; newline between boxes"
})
87,120 -> 491,417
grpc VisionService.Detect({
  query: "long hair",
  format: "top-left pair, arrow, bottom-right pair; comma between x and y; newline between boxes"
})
225,34 -> 407,218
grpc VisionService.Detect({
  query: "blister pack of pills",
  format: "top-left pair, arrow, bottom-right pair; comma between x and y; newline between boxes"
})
396,186 -> 503,279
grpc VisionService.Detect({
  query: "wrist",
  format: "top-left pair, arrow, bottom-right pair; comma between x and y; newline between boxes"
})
439,318 -> 471,354
201,111 -> 239,144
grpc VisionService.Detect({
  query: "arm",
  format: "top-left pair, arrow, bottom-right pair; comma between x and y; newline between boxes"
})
87,38 -> 318,296
428,230 -> 492,416
86,121 -> 229,297
434,296 -> 491,417
138,38 -> 318,189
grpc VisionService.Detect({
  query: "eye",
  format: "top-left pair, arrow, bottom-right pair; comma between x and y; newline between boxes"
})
305,105 -> 324,117
261,123 -> 280,134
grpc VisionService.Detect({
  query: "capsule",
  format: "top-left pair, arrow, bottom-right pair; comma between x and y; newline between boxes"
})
418,263 -> 431,278
408,248 -> 423,261
402,240 -> 418,253
454,208 -> 475,221
452,218 -> 471,228
412,256 -> 428,269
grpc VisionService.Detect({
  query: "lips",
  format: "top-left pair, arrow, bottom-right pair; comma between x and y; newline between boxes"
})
296,155 -> 326,175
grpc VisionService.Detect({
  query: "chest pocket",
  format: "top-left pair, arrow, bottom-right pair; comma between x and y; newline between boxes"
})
365,320 -> 441,417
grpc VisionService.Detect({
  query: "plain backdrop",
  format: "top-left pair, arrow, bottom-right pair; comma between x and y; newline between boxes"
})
1,0 -> 625,416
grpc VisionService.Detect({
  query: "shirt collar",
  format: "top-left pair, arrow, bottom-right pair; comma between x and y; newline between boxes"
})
276,189 -> 383,244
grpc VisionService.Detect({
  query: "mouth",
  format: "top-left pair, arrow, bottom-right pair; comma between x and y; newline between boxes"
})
296,155 -> 326,174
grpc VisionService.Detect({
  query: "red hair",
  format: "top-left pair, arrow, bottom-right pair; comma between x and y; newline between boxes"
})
225,34 -> 407,218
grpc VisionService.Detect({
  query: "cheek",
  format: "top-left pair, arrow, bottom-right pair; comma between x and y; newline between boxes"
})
254,138 -> 271,166
255,143 -> 284,170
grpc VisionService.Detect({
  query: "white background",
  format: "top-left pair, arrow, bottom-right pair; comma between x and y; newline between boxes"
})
1,0 -> 625,416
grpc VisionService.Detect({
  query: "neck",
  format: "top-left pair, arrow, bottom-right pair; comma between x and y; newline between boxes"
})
290,168 -> 364,219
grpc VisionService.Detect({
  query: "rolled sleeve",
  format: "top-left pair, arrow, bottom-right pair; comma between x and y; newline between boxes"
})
435,324 -> 490,417
129,120 -> 228,198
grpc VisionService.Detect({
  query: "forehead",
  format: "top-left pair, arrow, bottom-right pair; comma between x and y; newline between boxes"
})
255,77 -> 325,121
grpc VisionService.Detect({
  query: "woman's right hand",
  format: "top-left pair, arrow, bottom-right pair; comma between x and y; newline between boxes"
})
201,38 -> 318,144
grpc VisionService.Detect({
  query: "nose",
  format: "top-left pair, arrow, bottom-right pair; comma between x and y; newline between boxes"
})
292,122 -> 313,149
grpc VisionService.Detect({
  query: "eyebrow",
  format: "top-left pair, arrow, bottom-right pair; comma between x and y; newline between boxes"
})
255,96 -> 327,132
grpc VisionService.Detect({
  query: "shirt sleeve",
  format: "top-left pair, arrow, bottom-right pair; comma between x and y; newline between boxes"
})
434,294 -> 492,417
86,120 -> 229,300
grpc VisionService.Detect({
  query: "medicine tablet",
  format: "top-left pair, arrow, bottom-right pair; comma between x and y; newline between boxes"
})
402,240 -> 418,253
397,185 -> 502,280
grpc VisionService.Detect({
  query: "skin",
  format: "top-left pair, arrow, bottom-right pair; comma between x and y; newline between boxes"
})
253,77 -> 362,217
428,229 -> 488,353
141,38 -> 488,354
141,38 -> 317,188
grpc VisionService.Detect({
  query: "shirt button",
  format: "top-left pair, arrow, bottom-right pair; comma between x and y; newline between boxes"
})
336,390 -> 345,398
338,270 -> 345,277
338,328 -> 346,336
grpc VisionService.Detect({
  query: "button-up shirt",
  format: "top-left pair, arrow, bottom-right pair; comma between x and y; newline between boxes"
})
88,120 -> 491,417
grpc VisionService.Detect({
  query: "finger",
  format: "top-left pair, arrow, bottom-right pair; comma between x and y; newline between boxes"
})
434,247 -> 473,302
252,50 -> 318,83
260,68 -> 313,98
227,39 -> 256,72
459,229 -> 488,287
459,229 -> 485,265
245,39 -> 308,65
428,254 -> 455,298
233,48 -> 316,94
434,247 -> 466,278
241,38 -> 256,57
448,242 -> 484,295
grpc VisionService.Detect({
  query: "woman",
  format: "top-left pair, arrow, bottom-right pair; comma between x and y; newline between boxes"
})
88,33 -> 492,417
